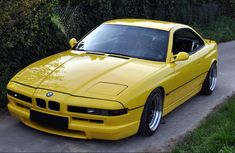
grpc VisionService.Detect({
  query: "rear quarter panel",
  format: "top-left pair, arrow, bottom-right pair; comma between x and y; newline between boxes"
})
199,39 -> 218,72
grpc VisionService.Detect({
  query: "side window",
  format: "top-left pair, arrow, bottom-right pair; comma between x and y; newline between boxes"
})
172,28 -> 204,55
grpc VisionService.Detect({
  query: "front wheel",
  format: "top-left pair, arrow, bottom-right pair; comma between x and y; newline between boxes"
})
138,88 -> 163,136
200,63 -> 217,95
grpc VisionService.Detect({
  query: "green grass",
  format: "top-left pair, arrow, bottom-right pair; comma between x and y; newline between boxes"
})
193,16 -> 235,42
172,96 -> 235,153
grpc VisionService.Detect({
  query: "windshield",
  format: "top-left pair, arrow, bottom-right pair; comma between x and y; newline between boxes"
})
75,24 -> 169,61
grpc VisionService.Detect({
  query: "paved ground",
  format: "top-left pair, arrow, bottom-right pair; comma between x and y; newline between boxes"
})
0,41 -> 235,152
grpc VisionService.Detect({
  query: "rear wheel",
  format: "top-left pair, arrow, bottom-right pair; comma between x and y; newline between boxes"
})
138,88 -> 163,136
200,63 -> 217,95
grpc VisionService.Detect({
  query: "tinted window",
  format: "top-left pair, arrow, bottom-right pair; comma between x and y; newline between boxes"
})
76,24 -> 169,61
172,28 -> 204,55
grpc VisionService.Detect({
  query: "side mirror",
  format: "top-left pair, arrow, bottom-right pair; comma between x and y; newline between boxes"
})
173,52 -> 189,62
69,38 -> 78,49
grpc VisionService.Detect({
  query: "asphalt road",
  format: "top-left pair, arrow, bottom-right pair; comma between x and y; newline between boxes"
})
0,41 -> 235,152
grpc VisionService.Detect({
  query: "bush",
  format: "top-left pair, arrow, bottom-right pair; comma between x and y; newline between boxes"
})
193,16 -> 235,42
55,0 -> 228,39
0,0 -> 67,111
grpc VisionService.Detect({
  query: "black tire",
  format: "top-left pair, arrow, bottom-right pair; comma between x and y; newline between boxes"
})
200,63 -> 217,95
138,88 -> 163,136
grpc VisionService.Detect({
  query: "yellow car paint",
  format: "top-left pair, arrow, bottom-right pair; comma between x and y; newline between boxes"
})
105,19 -> 182,31
7,19 -> 218,140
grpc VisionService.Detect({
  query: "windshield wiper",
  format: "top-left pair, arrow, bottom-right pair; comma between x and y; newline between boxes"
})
101,51 -> 124,57
103,52 -> 131,59
76,50 -> 130,59
86,51 -> 105,55
76,49 -> 105,56
76,48 -> 87,51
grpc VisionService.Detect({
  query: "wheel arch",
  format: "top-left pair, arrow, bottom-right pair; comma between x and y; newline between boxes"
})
158,86 -> 165,101
210,59 -> 218,69
147,86 -> 165,106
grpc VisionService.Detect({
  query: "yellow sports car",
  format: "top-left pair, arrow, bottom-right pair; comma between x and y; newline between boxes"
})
7,19 -> 218,140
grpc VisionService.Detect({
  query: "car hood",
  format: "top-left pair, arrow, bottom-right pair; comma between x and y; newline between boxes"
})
12,50 -> 165,100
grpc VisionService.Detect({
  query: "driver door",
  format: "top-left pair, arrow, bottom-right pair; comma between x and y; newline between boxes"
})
165,28 -> 205,110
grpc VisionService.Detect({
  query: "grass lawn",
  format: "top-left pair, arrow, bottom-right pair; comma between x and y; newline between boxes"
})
172,96 -> 235,153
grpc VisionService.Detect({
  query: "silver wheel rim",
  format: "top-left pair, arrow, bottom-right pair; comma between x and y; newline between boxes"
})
209,65 -> 217,91
148,93 -> 162,131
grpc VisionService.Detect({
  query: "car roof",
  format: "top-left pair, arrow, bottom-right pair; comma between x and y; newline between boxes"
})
104,19 -> 185,31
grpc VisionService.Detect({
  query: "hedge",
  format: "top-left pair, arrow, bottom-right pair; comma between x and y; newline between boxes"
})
0,0 -> 67,111
55,0 -> 235,39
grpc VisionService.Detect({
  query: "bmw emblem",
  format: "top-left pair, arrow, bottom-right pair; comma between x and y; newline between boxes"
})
46,92 -> 53,97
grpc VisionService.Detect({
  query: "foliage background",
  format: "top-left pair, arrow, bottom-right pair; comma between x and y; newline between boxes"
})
0,0 -> 67,111
0,0 -> 235,111
55,0 -> 235,41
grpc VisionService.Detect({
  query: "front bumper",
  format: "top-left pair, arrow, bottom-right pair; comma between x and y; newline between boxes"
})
7,82 -> 143,140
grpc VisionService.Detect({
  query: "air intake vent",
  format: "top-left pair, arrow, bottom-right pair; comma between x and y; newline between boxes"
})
49,101 -> 60,111
36,98 -> 46,108
7,90 -> 32,103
